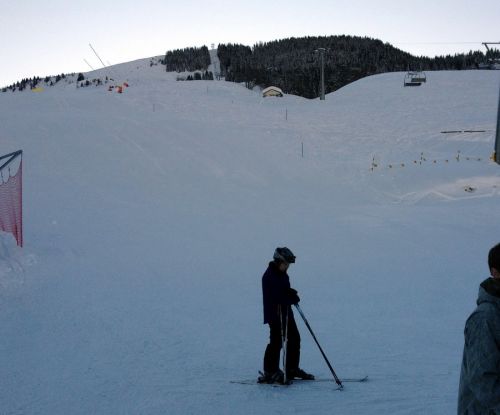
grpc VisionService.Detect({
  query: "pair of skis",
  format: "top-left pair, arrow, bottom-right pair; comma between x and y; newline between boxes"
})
231,375 -> 368,388
232,304 -> 367,389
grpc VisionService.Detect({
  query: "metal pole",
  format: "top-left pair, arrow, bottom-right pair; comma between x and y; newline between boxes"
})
495,86 -> 500,164
279,305 -> 289,384
294,304 -> 343,388
314,48 -> 326,100
89,43 -> 106,68
320,49 -> 325,100
0,150 -> 22,172
84,59 -> 95,71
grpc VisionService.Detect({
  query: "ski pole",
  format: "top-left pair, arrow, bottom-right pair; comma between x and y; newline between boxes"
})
294,304 -> 343,388
279,305 -> 288,384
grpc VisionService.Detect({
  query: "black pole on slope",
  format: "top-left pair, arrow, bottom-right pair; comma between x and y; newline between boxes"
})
494,85 -> 500,164
294,304 -> 343,389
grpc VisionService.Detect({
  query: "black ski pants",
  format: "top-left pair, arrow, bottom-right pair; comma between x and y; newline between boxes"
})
263,311 -> 300,374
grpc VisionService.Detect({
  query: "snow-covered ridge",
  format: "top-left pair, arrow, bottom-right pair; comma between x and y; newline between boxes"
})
2,56 -> 161,90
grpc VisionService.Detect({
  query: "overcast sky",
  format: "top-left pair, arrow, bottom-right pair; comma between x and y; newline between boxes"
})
1,0 -> 499,87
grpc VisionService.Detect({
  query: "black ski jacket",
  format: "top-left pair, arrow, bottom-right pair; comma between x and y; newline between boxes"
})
262,261 -> 294,324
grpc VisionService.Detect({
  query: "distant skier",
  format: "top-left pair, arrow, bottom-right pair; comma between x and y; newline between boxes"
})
458,242 -> 500,414
259,247 -> 314,384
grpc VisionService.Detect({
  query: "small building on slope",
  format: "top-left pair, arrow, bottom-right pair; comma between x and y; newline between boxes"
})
262,86 -> 284,97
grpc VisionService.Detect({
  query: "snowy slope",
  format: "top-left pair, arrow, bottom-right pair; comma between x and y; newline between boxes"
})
0,60 -> 499,414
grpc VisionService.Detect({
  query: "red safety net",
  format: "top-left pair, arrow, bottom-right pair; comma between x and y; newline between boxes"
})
0,160 -> 23,247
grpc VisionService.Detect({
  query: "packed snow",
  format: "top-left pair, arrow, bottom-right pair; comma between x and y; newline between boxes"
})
0,58 -> 499,414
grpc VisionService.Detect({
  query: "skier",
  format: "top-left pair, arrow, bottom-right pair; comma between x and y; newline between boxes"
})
259,247 -> 314,384
458,242 -> 500,414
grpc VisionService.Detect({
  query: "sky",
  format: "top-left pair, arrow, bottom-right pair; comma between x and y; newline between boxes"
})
1,0 -> 499,88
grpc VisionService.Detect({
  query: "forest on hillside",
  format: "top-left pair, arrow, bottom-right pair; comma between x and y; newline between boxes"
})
164,35 -> 499,99
164,46 -> 211,72
2,35 -> 497,96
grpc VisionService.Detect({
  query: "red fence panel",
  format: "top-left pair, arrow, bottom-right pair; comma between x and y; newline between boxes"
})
0,159 -> 23,247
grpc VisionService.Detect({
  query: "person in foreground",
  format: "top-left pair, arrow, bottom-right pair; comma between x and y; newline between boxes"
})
458,242 -> 500,414
259,247 -> 314,384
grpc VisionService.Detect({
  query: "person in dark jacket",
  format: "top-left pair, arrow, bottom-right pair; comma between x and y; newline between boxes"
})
458,242 -> 500,414
259,247 -> 314,384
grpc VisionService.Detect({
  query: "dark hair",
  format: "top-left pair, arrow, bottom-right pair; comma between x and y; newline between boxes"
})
488,243 -> 500,270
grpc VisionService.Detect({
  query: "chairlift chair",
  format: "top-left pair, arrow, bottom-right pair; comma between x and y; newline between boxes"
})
482,42 -> 500,69
411,71 -> 426,83
404,71 -> 422,87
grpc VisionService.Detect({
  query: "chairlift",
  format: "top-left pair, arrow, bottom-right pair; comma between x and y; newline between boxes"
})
411,71 -> 426,83
404,71 -> 423,87
481,42 -> 500,70
404,67 -> 426,86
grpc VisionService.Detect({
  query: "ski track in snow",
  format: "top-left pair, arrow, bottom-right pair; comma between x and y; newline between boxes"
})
0,58 -> 499,414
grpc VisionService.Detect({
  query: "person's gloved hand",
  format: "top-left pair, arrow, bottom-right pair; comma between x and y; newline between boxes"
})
287,288 -> 300,305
